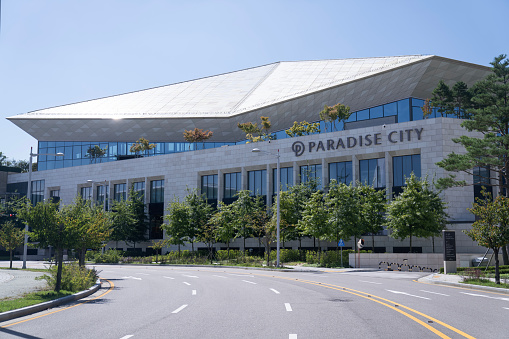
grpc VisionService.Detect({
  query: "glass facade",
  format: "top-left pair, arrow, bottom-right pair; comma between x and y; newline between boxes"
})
96,185 -> 109,210
248,169 -> 267,196
224,172 -> 241,200
114,183 -> 127,202
359,158 -> 385,188
150,180 -> 164,203
328,161 -> 352,185
392,154 -> 421,196
201,174 -> 218,200
272,167 -> 293,194
133,181 -> 145,198
80,186 -> 92,201
300,164 -> 322,189
473,167 -> 492,200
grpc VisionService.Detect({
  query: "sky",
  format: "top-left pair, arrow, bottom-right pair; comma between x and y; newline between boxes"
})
0,0 -> 507,161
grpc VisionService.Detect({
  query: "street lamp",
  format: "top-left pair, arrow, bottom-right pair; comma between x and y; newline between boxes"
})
23,147 -> 64,269
252,147 -> 281,267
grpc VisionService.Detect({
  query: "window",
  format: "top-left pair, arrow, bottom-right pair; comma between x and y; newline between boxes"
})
96,185 -> 109,210
30,180 -> 45,205
201,174 -> 218,200
114,183 -> 127,201
150,180 -> 164,203
359,158 -> 385,188
329,161 -> 352,185
272,167 -> 293,194
224,172 -> 241,199
300,164 -> 322,189
80,186 -> 92,201
474,167 -> 492,201
133,181 -> 145,198
248,169 -> 267,196
392,154 -> 420,196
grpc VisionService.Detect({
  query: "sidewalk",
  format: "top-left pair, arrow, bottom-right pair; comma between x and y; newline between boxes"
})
0,269 -> 47,299
418,273 -> 509,295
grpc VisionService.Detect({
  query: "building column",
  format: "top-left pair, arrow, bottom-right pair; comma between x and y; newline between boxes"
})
352,155 -> 359,186
241,167 -> 248,191
293,162 -> 299,184
321,158 -> 328,188
385,152 -> 392,198
217,170 -> 223,202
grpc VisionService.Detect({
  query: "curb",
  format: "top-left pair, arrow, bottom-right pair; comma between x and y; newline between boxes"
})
418,275 -> 509,295
0,279 -> 102,323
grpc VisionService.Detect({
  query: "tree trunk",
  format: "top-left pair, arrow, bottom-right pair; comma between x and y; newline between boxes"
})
372,234 -> 375,252
191,241 -> 194,252
502,245 -> 509,265
55,247 -> 64,292
495,247 -> 500,284
409,235 -> 413,253
9,249 -> 13,269
317,239 -> 321,262
313,237 -> 316,252
432,236 -> 435,253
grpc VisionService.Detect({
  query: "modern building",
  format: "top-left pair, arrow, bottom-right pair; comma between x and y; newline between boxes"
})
4,55 -> 492,257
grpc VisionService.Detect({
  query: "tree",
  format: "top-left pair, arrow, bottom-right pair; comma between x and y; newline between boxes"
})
357,183 -> 387,251
149,239 -> 167,263
285,121 -> 320,137
129,137 -> 156,157
183,128 -> 213,149
467,192 -> 509,284
298,190 -> 328,260
0,220 -> 25,269
86,145 -> 107,164
237,116 -> 272,143
319,103 -> 351,132
385,174 -> 449,252
434,54 -> 509,261
163,198 -> 190,256
16,199 -> 73,291
184,189 -> 214,251
210,201 -> 236,257
229,190 -> 259,249
0,151 -> 7,166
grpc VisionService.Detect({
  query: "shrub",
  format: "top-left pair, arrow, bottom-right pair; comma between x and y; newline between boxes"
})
94,249 -> 122,263
40,262 -> 98,292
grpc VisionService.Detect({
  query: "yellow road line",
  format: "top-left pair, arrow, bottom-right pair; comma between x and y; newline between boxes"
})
1,279 -> 114,328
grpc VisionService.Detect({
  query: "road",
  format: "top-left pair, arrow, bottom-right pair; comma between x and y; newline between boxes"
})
1,264 -> 508,338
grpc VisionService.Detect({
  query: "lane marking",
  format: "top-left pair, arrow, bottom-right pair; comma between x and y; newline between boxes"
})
415,278 -> 509,296
504,307 -> 509,310
360,280 -> 382,285
242,280 -> 257,285
285,303 -> 292,312
183,274 -> 199,278
136,273 -> 149,276
121,276 -> 142,280
386,290 -> 430,300
420,290 -> 450,296
183,282 -> 191,286
120,336 -> 134,339
163,276 -> 175,279
229,273 -> 254,277
192,290 -> 197,295
270,288 -> 280,294
460,292 -> 509,302
172,304 -> 188,314
213,275 -> 226,278
1,279 -> 115,328
289,335 -> 297,339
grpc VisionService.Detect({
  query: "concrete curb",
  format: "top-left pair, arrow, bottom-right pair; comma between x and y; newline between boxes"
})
418,275 -> 509,295
0,279 -> 102,323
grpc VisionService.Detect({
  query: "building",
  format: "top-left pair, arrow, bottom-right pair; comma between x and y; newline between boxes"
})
4,55 -> 492,257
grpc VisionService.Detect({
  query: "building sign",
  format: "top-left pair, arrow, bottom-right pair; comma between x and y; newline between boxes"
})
443,230 -> 456,262
291,128 -> 424,157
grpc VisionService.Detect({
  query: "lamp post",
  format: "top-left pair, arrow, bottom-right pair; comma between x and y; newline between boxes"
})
252,148 -> 280,267
23,147 -> 64,269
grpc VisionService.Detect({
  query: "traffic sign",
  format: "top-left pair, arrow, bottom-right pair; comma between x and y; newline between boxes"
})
338,239 -> 345,247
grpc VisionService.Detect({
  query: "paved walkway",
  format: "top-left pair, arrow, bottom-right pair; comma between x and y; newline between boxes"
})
0,261 -> 50,299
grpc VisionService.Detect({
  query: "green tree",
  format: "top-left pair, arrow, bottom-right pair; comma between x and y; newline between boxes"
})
0,151 -> 7,165
237,116 -> 272,143
467,193 -> 509,284
183,128 -> 213,149
229,190 -> 263,249
184,189 -> 214,251
319,103 -> 351,132
285,121 -> 320,137
357,183 -> 387,251
129,137 -> 156,157
149,239 -> 167,263
298,190 -> 328,260
86,145 -> 107,163
210,201 -> 236,257
0,220 -> 25,269
163,198 -> 190,256
385,174 -> 449,252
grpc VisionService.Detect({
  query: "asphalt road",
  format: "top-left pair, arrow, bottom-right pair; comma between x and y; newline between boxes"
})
1,265 -> 508,338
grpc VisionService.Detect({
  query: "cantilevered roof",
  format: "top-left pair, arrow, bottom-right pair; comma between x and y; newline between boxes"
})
11,55 -> 432,119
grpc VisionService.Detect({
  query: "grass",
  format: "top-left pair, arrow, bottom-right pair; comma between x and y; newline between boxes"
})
0,290 -> 74,313
461,279 -> 509,289
0,266 -> 50,273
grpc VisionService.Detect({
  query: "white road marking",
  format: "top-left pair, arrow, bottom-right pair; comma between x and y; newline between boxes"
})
229,273 -> 254,277
120,335 -> 133,339
289,335 -> 297,339
163,276 -> 175,279
192,290 -> 197,295
136,273 -> 149,275
504,307 -> 509,310
360,280 -> 382,285
121,276 -> 142,280
386,290 -> 430,300
285,303 -> 293,312
183,274 -> 199,278
270,288 -> 280,294
172,304 -> 188,313
460,292 -> 509,301
420,290 -> 449,296
183,282 -> 191,286
242,280 -> 257,284
213,275 -> 226,278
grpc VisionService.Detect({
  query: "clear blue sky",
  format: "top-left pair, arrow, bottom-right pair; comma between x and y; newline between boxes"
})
0,0 -> 506,161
